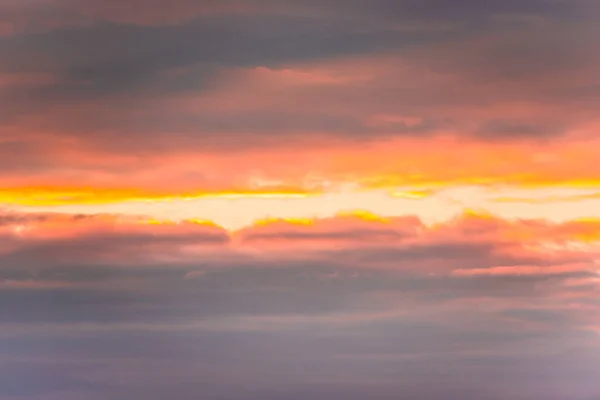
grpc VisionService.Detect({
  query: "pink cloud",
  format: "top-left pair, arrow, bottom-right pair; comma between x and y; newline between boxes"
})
1,210 -> 598,279
452,263 -> 592,277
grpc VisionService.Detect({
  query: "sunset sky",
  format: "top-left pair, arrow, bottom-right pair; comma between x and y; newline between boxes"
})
1,1 -> 600,399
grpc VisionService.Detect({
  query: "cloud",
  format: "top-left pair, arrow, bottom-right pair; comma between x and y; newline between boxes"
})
452,263 -> 591,277
0,210 -> 599,399
1,2 -> 600,398
2,0 -> 592,30
1,210 -> 598,299
0,0 -> 597,167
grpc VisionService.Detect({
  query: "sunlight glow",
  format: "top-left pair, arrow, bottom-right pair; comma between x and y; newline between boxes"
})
10,184 -> 600,232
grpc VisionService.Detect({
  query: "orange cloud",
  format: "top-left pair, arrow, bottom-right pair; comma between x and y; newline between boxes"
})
2,210 -> 598,278
3,49 -> 600,197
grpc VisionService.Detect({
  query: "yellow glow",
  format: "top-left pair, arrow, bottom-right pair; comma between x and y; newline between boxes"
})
392,191 -> 433,200
145,218 -> 177,225
337,210 -> 390,223
0,187 -> 150,206
188,218 -> 218,226
254,217 -> 315,226
9,184 -> 600,232
0,186 -> 316,207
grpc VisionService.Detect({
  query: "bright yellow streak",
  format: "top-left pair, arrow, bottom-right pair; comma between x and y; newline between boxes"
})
338,210 -> 390,223
11,185 -> 600,232
146,218 -> 177,225
0,187 -> 315,206
254,217 -> 315,226
0,187 -> 150,206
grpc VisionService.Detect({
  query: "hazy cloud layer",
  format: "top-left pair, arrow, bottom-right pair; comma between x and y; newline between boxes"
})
1,211 -> 599,398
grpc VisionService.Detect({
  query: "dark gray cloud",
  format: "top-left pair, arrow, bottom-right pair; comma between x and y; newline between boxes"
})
0,14 -> 449,89
1,0 -> 590,29
0,229 -> 228,269
0,0 -> 598,160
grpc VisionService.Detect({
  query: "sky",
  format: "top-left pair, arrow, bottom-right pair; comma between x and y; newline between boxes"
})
1,1 -> 600,399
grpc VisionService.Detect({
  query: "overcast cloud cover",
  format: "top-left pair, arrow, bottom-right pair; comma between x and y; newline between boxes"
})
1,1 -> 600,399
0,211 -> 599,399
